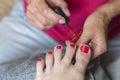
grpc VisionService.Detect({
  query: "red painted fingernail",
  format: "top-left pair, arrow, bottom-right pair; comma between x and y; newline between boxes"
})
70,43 -> 75,48
48,51 -> 53,54
37,57 -> 42,61
80,46 -> 89,54
56,45 -> 62,49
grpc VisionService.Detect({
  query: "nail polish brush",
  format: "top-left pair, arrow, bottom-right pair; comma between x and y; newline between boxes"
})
54,7 -> 82,43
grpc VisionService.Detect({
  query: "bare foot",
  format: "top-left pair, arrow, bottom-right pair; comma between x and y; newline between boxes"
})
34,43 -> 91,80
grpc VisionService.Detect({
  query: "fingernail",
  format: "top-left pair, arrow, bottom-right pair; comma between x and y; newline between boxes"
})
70,43 -> 75,48
80,46 -> 89,54
37,57 -> 42,61
56,45 -> 62,49
48,51 -> 53,54
59,19 -> 65,24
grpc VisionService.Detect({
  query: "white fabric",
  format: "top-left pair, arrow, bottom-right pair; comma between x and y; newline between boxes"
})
100,34 -> 120,80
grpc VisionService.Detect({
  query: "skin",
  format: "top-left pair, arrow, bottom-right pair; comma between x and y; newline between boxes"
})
26,0 -> 120,79
26,0 -> 70,30
77,0 -> 120,58
26,0 -> 120,59
34,43 -> 91,80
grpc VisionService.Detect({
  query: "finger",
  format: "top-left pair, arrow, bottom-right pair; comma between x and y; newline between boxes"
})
28,0 -> 55,28
42,8 -> 65,24
26,11 -> 45,30
28,1 -> 65,27
47,0 -> 70,16
27,6 -> 47,24
33,0 -> 65,24
27,7 -> 56,30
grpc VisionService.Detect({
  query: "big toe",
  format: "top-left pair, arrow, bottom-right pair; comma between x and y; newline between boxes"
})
75,45 -> 91,73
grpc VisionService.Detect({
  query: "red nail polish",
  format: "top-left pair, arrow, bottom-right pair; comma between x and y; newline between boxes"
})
70,43 -> 75,48
37,57 -> 42,61
48,51 -> 53,54
80,46 -> 89,54
56,45 -> 62,49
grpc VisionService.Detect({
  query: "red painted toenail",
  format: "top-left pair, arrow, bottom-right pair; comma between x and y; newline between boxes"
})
48,51 -> 53,54
70,43 -> 75,48
37,57 -> 42,61
80,46 -> 89,54
56,45 -> 62,49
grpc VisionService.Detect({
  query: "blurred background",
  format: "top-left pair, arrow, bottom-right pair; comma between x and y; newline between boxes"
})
0,0 -> 17,18
0,0 -> 109,80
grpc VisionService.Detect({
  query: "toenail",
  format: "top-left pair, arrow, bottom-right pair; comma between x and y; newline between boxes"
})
48,51 -> 53,54
70,43 -> 75,48
80,46 -> 89,54
37,57 -> 42,61
56,45 -> 62,49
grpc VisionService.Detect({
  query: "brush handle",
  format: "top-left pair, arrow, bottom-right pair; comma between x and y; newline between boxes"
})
54,7 -> 70,25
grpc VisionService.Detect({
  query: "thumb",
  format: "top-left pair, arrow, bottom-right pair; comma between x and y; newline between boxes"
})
46,0 -> 70,16
76,32 -> 91,46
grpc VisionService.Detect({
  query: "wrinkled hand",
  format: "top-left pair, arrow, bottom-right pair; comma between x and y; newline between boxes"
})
76,0 -> 120,59
26,0 -> 70,30
77,9 -> 112,59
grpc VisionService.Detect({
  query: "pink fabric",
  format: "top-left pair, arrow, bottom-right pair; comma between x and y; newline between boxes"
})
23,0 -> 28,13
24,0 -> 120,44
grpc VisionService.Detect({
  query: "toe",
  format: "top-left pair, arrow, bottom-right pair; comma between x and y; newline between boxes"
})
54,45 -> 63,65
36,57 -> 45,76
45,51 -> 54,72
62,43 -> 76,65
75,45 -> 91,73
